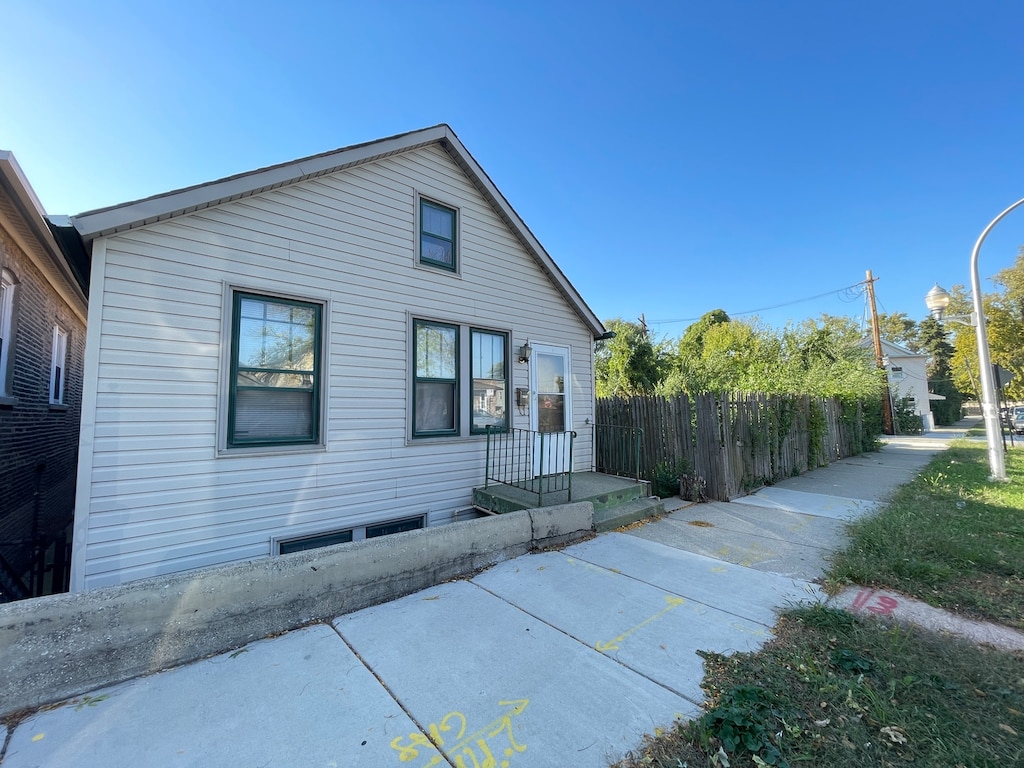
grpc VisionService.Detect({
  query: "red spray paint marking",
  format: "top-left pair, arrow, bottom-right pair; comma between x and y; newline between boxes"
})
850,589 -> 898,616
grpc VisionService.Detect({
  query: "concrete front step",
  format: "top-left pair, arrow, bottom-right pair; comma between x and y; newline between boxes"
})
594,496 -> 666,532
473,472 -> 651,515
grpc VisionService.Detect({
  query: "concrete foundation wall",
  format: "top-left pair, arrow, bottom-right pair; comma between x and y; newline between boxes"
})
0,503 -> 593,717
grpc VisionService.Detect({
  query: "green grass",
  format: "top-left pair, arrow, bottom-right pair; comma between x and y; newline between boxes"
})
612,443 -> 1024,768
827,444 -> 1024,629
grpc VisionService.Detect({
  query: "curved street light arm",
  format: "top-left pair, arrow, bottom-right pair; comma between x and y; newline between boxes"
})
971,197 -> 1024,481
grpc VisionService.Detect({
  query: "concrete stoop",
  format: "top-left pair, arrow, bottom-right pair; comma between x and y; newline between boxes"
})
594,496 -> 666,532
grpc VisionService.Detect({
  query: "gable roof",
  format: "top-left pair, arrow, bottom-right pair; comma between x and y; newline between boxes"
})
71,124 -> 605,336
0,151 -> 88,322
858,337 -> 927,360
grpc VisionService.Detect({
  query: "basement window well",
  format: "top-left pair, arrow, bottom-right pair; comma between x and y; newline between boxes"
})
274,515 -> 426,555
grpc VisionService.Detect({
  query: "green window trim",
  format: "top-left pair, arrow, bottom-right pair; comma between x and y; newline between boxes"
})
228,291 -> 323,448
419,199 -> 457,271
413,319 -> 459,438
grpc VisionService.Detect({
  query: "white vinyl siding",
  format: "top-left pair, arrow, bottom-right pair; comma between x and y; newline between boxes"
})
73,144 -> 595,589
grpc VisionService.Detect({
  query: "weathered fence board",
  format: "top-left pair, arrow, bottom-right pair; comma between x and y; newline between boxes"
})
595,393 -> 871,502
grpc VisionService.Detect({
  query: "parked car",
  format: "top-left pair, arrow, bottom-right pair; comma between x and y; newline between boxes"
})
1012,406 -> 1024,435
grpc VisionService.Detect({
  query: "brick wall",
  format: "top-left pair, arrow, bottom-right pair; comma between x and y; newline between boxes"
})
0,222 -> 86,593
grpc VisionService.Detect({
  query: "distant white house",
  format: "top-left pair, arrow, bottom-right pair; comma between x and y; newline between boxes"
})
65,125 -> 605,590
876,338 -> 940,432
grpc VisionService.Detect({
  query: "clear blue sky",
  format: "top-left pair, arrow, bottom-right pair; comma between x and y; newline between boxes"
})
4,1 -> 1023,337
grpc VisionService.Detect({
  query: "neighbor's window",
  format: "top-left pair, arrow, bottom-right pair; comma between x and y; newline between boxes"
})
413,319 -> 458,436
50,325 -> 68,404
229,292 -> 322,447
470,329 -> 508,433
0,269 -> 15,397
419,199 -> 457,271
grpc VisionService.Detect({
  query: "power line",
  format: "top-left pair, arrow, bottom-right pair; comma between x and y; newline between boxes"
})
652,281 -> 867,326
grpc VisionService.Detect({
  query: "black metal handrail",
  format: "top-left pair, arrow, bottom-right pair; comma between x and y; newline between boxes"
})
484,427 -> 576,506
593,423 -> 643,482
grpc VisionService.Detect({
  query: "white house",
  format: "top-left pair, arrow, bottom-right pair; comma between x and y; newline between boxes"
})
877,338 -> 940,431
66,125 -> 605,591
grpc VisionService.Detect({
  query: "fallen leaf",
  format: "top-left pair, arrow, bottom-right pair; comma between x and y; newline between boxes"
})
999,723 -> 1018,737
880,726 -> 907,744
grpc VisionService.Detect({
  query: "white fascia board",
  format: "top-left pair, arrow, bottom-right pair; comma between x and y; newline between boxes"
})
73,126 -> 450,240
441,130 -> 605,337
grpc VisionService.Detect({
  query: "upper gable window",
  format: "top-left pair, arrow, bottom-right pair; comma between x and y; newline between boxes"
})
419,199 -> 457,272
228,291 -> 323,448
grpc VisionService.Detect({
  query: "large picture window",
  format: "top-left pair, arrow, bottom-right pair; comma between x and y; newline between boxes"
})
228,292 -> 322,447
413,319 -> 458,436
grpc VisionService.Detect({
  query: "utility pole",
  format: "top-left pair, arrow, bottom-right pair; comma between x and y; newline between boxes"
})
865,270 -> 894,435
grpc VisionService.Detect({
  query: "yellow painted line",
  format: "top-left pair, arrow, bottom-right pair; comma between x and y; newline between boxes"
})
595,595 -> 686,652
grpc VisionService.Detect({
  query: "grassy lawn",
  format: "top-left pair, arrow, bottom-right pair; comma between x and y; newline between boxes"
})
613,444 -> 1024,768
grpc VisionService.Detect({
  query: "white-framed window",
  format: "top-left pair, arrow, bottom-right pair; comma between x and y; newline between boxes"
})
225,289 -> 324,449
889,366 -> 905,381
417,196 -> 459,272
0,268 -> 15,397
411,317 -> 509,439
50,325 -> 68,404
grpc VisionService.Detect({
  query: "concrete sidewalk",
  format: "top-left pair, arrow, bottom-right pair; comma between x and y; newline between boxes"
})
0,425 -> 970,768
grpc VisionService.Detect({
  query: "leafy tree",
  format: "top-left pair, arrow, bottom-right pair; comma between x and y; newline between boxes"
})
918,316 -> 962,425
875,312 -> 919,350
677,309 -> 731,358
948,251 -> 1024,401
595,318 -> 666,397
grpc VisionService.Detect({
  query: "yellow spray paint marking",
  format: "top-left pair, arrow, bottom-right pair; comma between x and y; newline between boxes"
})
391,699 -> 529,767
32,733 -> 44,742
710,565 -> 728,573
595,595 -> 686,652
730,622 -> 770,637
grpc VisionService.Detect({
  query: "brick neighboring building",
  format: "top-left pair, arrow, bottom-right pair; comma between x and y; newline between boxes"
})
0,151 -> 89,600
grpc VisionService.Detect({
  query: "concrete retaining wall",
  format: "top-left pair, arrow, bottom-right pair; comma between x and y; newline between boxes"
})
0,503 -> 593,717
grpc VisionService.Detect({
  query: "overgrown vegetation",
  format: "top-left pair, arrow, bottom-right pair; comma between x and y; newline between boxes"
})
612,443 -> 1024,768
596,313 -> 886,401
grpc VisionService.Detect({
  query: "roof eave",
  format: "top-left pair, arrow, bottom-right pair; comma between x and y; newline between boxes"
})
0,151 -> 89,320
70,125 -> 605,337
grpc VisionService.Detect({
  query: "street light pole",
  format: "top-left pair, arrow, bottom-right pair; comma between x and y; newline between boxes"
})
969,198 -> 1024,482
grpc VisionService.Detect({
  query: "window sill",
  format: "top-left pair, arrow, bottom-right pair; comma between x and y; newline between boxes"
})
406,433 -> 491,447
0,396 -> 17,409
413,259 -> 463,279
218,442 -> 327,459
49,403 -> 69,412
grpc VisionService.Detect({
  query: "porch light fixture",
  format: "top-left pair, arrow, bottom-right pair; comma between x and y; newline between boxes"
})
517,340 -> 532,364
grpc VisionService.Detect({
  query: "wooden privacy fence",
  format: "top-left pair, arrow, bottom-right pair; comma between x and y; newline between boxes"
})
595,393 -> 867,501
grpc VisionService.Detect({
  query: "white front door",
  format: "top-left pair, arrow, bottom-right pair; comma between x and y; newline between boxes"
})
530,344 -> 572,476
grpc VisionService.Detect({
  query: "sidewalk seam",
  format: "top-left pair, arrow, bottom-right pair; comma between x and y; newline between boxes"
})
471,567 -> 705,708
326,621 -> 458,768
